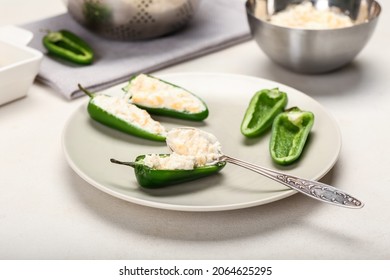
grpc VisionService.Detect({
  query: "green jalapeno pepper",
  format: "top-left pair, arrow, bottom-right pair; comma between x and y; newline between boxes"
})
270,107 -> 314,165
110,155 -> 226,188
78,84 -> 167,142
122,74 -> 209,121
43,30 -> 94,65
241,88 -> 288,137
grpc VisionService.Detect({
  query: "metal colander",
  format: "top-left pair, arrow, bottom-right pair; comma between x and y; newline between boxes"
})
66,0 -> 202,40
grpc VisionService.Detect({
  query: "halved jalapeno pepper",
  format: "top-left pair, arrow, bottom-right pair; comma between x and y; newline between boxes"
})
110,155 -> 226,188
79,84 -> 167,142
43,30 -> 94,65
122,74 -> 209,121
270,107 -> 314,165
241,88 -> 288,137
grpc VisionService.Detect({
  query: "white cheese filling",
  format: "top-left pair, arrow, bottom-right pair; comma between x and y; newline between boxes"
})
143,128 -> 222,170
143,153 -> 197,170
166,128 -> 222,167
92,95 -> 167,136
269,1 -> 354,29
127,74 -> 206,113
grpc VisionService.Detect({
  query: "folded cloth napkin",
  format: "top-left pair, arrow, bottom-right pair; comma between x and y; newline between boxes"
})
22,0 -> 251,100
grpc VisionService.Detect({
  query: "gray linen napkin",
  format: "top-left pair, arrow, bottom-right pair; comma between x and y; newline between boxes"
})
22,0 -> 251,99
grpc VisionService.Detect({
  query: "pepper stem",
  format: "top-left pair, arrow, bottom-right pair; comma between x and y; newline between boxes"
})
110,158 -> 136,168
78,83 -> 94,98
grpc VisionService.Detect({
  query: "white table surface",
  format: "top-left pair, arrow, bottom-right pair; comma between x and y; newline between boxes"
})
1,0 -> 389,260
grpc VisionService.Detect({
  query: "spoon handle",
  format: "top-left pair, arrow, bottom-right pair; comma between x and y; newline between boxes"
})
221,155 -> 364,209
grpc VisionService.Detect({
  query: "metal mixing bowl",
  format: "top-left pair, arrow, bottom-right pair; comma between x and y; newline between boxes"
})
246,0 -> 381,73
65,0 -> 202,40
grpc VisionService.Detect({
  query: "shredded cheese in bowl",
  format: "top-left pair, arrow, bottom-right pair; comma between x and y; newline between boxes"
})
269,1 -> 354,29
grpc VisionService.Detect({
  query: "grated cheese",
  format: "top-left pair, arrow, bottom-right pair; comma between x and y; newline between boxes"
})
143,153 -> 197,170
166,128 -> 222,167
269,1 -> 354,29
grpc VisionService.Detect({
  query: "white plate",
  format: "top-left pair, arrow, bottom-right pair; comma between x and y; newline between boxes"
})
62,73 -> 341,212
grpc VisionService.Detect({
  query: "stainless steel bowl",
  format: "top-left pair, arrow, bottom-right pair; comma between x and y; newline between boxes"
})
65,0 -> 202,40
246,0 -> 381,73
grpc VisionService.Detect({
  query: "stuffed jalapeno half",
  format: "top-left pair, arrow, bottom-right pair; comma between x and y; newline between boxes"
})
110,154 -> 226,188
79,84 -> 167,142
122,74 -> 209,121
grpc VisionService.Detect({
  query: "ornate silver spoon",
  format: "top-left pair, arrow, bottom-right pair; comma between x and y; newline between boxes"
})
166,127 -> 364,209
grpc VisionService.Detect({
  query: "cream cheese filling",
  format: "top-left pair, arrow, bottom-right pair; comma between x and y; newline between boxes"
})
127,74 -> 206,113
92,94 -> 167,136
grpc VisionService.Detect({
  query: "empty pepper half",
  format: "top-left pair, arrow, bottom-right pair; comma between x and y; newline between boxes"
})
270,107 -> 314,165
241,88 -> 288,137
122,74 -> 209,121
43,30 -> 94,65
78,84 -> 167,142
110,155 -> 226,188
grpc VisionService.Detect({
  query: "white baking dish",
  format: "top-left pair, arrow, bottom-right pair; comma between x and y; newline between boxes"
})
0,26 -> 42,106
